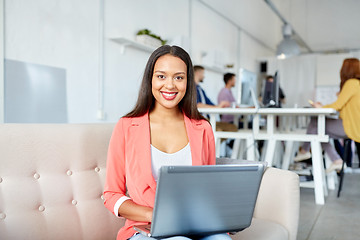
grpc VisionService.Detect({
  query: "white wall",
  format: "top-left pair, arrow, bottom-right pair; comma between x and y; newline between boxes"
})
104,0 -> 191,121
4,0 -> 282,123
263,55 -> 316,108
104,0 -> 281,113
281,55 -> 317,108
202,0 -> 282,49
239,32 -> 274,73
316,53 -> 351,86
191,0 -> 238,105
263,52 -> 360,108
5,0 -> 100,123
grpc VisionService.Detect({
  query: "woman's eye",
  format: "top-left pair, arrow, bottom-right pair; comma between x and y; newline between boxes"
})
157,75 -> 166,79
175,76 -> 184,80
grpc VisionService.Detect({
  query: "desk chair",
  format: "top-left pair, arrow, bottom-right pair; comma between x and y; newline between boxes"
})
338,139 -> 360,197
334,139 -> 352,167
337,139 -> 351,197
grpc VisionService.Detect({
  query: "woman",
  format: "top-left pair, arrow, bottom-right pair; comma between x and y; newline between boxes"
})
103,45 -> 232,240
295,58 -> 360,172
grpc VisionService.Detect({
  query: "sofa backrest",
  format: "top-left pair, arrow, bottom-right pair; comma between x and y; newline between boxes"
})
0,124 -> 124,240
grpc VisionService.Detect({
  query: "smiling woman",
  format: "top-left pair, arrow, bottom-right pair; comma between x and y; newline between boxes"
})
151,54 -> 187,111
150,54 -> 189,154
103,45 -> 231,240
124,45 -> 203,120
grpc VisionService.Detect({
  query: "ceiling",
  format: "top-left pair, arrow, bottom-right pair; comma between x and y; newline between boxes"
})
203,0 -> 360,54
271,0 -> 360,53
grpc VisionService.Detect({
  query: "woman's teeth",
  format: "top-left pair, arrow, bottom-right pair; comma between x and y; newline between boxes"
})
162,92 -> 176,97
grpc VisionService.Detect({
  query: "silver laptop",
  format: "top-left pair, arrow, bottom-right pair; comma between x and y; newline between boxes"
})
134,164 -> 265,238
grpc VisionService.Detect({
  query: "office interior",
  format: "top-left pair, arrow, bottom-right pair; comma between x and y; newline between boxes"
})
1,1 -> 360,240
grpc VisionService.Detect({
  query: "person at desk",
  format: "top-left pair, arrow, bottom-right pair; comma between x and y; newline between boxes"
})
218,73 -> 237,123
295,58 -> 360,172
103,45 -> 231,240
194,65 -> 230,108
259,75 -> 286,107
194,66 -> 237,134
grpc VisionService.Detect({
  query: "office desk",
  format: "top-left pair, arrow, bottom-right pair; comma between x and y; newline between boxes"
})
199,107 -> 337,205
199,108 -> 258,161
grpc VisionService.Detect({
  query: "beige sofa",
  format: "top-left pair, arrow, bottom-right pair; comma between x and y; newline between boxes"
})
0,124 -> 299,240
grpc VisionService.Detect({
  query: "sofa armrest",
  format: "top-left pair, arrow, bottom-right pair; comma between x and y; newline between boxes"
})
253,167 -> 300,240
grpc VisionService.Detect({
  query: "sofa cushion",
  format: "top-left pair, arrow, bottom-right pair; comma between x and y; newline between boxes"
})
231,218 -> 288,240
0,124 -> 124,240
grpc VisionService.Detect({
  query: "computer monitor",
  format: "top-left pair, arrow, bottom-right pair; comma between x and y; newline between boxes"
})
237,68 -> 257,106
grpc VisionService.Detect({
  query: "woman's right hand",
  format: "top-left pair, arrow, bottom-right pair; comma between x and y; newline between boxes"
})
218,101 -> 230,108
118,199 -> 153,223
145,208 -> 153,222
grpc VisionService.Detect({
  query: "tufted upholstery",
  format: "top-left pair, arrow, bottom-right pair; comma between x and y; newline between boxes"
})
230,167 -> 299,240
0,124 -> 124,240
0,124 -> 299,240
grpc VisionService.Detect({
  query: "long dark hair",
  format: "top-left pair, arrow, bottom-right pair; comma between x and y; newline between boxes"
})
340,58 -> 360,90
125,45 -> 205,120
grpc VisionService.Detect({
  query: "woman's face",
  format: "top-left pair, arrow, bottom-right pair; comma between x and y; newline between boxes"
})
152,54 -> 187,111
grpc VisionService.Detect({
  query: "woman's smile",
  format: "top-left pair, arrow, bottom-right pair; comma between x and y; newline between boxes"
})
151,54 -> 187,110
161,91 -> 178,100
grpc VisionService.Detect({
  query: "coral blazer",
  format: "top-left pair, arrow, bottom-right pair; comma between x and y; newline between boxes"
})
103,112 -> 216,240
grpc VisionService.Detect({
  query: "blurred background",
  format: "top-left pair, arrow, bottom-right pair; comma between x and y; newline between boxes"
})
1,0 -> 359,123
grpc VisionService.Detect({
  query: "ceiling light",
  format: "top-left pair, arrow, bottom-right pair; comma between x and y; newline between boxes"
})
276,24 -> 301,58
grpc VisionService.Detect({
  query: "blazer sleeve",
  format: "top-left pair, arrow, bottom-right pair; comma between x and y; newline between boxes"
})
103,118 -> 128,216
204,120 -> 216,165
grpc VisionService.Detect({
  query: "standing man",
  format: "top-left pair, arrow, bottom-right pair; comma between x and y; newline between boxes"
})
194,65 -> 230,108
218,73 -> 237,122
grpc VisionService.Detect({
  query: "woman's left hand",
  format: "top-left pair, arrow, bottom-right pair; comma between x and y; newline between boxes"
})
312,101 -> 323,108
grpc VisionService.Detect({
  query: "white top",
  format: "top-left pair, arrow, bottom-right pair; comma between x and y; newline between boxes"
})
151,143 -> 192,181
114,143 -> 192,217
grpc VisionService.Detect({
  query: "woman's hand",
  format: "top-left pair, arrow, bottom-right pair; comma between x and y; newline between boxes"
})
218,101 -> 230,108
118,200 -> 153,223
312,101 -> 323,108
145,208 -> 153,222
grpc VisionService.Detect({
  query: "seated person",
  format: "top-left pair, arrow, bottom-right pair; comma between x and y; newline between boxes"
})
103,45 -> 231,240
294,58 -> 360,172
193,65 -> 229,108
218,73 -> 237,123
217,73 -> 252,129
194,65 -> 236,133
259,75 -> 286,107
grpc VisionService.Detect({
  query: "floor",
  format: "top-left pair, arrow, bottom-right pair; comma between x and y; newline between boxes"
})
297,169 -> 360,240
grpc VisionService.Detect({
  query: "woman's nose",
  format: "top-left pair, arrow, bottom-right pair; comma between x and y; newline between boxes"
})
164,78 -> 175,89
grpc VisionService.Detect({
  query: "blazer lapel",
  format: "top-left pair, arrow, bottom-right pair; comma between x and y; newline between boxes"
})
130,113 -> 157,192
184,114 -> 205,166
